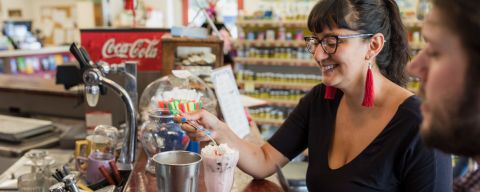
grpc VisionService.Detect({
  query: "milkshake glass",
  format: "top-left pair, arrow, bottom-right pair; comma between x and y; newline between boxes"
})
201,144 -> 239,192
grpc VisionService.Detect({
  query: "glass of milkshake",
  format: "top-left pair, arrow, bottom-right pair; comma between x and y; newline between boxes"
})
201,143 -> 240,192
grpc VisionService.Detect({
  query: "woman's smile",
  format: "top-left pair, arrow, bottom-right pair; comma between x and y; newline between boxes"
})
321,63 -> 340,75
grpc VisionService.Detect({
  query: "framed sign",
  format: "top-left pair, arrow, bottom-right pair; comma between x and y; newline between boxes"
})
80,28 -> 169,71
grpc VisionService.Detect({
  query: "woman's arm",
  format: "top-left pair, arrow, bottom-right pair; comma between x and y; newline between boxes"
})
177,85 -> 321,178
178,110 -> 290,179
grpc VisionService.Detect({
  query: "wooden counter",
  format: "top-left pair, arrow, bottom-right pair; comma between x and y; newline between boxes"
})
124,125 -> 284,192
0,74 -> 81,97
0,74 -> 84,118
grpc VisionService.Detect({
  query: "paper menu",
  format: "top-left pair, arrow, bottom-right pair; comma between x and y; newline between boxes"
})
211,66 -> 250,138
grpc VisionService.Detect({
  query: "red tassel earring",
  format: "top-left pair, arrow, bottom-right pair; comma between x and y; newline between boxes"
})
362,61 -> 374,107
324,86 -> 337,99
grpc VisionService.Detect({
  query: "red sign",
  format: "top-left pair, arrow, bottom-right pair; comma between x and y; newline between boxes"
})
80,29 -> 169,71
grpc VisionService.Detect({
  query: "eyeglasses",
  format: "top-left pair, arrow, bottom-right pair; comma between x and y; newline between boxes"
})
304,33 -> 374,54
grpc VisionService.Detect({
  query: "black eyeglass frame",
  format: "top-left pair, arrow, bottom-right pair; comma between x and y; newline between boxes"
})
304,33 -> 374,54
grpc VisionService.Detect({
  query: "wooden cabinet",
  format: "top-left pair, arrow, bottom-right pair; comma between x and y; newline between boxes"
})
161,35 -> 224,76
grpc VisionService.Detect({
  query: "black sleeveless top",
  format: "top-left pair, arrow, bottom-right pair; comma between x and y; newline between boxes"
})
268,84 -> 452,191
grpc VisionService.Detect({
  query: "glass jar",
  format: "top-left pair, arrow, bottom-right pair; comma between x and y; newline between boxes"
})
140,109 -> 190,174
138,71 -> 217,173
138,72 -> 218,122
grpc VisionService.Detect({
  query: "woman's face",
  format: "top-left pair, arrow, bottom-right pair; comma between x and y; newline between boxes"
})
312,27 -> 371,90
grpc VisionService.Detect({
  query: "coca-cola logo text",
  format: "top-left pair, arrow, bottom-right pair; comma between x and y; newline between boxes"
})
101,38 -> 159,59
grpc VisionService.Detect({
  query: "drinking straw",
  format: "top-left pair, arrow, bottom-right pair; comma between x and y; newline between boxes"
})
109,161 -> 122,185
98,166 -> 115,186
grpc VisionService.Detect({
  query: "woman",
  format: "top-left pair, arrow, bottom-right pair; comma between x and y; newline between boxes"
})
178,0 -> 452,191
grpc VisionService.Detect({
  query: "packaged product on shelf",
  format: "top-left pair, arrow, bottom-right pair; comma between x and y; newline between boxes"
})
238,29 -> 245,40
257,32 -> 265,41
236,70 -> 321,85
295,30 -> 304,41
278,27 -> 286,41
266,30 -> 276,41
247,32 -> 255,40
286,32 -> 293,41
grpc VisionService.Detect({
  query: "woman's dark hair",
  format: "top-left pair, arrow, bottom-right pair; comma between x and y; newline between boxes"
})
307,0 -> 409,86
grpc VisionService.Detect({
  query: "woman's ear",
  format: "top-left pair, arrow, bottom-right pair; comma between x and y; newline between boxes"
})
367,33 -> 385,59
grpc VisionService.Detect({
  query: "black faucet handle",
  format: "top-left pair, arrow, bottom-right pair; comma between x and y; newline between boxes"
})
79,47 -> 92,66
69,43 -> 88,70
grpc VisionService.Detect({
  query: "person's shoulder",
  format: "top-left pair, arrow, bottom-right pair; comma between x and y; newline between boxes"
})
396,95 -> 422,123
301,83 -> 326,101
311,83 -> 326,95
309,83 -> 342,97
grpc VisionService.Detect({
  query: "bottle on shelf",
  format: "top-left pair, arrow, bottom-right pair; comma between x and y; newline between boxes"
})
236,70 -> 321,85
238,46 -> 311,60
234,3 -> 317,138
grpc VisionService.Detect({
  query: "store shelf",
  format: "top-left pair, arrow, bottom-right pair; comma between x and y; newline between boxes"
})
234,40 -> 305,48
0,46 -> 70,57
403,21 -> 423,28
264,99 -> 298,107
234,57 -> 317,67
253,118 -> 284,127
409,42 -> 426,50
236,20 -> 307,28
238,80 -> 317,91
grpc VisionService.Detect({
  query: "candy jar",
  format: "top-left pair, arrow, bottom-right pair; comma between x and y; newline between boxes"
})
139,71 -> 218,174
138,71 -> 218,121
141,108 -> 190,174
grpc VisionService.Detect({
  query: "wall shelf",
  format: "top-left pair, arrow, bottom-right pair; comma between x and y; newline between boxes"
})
409,42 -> 426,50
253,118 -> 284,127
236,20 -> 307,28
234,40 -> 305,48
238,80 -> 317,91
234,57 -> 317,67
264,99 -> 298,107
403,21 -> 423,28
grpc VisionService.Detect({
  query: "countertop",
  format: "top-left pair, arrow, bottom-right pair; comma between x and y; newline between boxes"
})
0,74 -> 81,97
123,145 -> 284,192
124,124 -> 285,192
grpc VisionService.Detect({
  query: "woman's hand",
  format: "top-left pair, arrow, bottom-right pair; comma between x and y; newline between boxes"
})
174,109 -> 230,143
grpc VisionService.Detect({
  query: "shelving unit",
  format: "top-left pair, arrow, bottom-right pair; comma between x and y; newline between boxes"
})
264,99 -> 298,108
241,92 -> 300,107
238,80 -> 317,92
403,21 -> 423,29
234,58 -> 317,67
234,39 -> 305,48
234,16 -> 318,139
404,20 -> 424,93
409,42 -> 426,50
253,118 -> 284,127
404,20 -> 426,50
0,46 -> 74,78
236,20 -> 307,28
161,35 -> 224,77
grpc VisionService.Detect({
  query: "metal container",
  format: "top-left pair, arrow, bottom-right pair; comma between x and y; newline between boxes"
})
152,151 -> 202,192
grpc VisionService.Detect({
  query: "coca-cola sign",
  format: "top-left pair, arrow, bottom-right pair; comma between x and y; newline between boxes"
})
102,38 -> 159,59
80,29 -> 169,71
